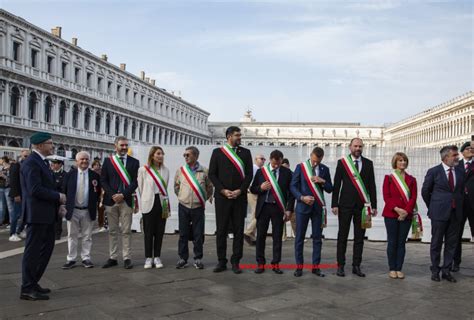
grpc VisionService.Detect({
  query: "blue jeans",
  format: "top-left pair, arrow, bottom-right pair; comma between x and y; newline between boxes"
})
384,217 -> 411,271
0,187 -> 14,225
295,208 -> 323,266
10,201 -> 22,236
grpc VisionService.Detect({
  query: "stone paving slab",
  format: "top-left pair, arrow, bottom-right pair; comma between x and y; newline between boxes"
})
0,229 -> 473,319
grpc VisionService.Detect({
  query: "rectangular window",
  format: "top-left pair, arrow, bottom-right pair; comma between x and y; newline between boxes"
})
13,41 -> 21,62
31,49 -> 38,68
61,62 -> 68,79
47,56 -> 54,73
117,85 -> 122,98
107,81 -> 113,95
87,72 -> 92,87
125,88 -> 130,101
74,67 -> 80,83
97,77 -> 103,92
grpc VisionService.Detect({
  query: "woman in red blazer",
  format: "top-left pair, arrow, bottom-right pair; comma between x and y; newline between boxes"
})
383,152 -> 418,279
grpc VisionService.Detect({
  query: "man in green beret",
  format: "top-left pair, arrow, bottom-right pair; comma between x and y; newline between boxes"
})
20,132 -> 66,301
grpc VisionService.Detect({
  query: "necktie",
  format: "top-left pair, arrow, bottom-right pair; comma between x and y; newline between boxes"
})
354,160 -> 359,172
77,172 -> 85,206
312,165 -> 317,176
466,162 -> 470,172
265,169 -> 277,203
119,157 -> 125,165
448,168 -> 455,209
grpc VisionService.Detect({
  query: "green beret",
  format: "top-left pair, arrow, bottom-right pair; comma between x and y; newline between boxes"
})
460,141 -> 471,152
30,132 -> 52,145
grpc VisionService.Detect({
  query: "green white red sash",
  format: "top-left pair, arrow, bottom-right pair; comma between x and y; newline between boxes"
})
180,164 -> 207,208
144,164 -> 170,218
221,144 -> 245,179
391,170 -> 423,238
261,164 -> 286,213
301,160 -> 327,228
341,155 -> 372,229
110,155 -> 139,210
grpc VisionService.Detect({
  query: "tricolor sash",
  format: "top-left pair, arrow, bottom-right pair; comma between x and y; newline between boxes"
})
144,164 -> 170,218
391,170 -> 423,239
301,160 -> 327,228
261,164 -> 286,213
110,155 -> 139,210
341,155 -> 372,229
180,165 -> 207,208
221,144 -> 245,179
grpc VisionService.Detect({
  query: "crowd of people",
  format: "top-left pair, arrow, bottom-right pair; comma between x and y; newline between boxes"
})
3,127 -> 472,301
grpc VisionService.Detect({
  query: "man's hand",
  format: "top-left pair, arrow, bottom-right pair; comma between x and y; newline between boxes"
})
59,193 -> 67,205
112,193 -> 124,203
209,196 -> 213,204
260,181 -> 272,191
58,205 -> 67,218
301,195 -> 315,206
284,211 -> 291,222
311,176 -> 326,184
14,196 -> 21,203
221,189 -> 233,198
332,207 -> 339,215
228,189 -> 242,199
371,208 -> 378,217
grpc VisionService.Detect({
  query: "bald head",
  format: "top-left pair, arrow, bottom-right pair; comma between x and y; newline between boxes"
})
254,154 -> 266,168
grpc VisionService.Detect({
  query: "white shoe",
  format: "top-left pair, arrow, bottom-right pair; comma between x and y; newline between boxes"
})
19,230 -> 27,239
228,233 -> 234,239
98,227 -> 107,232
471,237 -> 474,243
154,257 -> 163,269
144,258 -> 153,269
9,234 -> 22,242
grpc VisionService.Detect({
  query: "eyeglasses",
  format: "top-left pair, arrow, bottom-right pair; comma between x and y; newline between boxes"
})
183,153 -> 192,158
258,158 -> 266,161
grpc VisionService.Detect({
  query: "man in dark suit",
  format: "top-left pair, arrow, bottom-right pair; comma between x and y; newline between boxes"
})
101,136 -> 140,269
50,157 -> 67,240
250,150 -> 294,274
20,132 -> 66,301
422,145 -> 464,282
331,138 -> 377,277
452,141 -> 473,272
209,126 -> 253,273
291,147 -> 333,277
62,151 -> 101,270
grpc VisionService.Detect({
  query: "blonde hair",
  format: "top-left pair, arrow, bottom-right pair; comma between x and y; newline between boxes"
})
391,152 -> 409,169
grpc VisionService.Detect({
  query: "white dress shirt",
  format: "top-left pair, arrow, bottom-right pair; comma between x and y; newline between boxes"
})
351,155 -> 362,172
441,162 -> 456,188
75,168 -> 89,207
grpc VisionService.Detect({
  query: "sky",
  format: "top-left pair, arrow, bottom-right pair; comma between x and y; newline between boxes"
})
2,0 -> 473,125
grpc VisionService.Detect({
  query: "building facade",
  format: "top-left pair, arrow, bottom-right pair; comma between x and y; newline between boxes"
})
384,91 -> 473,148
0,9 -> 211,159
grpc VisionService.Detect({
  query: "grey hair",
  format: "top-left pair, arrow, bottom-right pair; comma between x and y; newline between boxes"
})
440,145 -> 458,160
185,146 -> 200,158
75,151 -> 91,160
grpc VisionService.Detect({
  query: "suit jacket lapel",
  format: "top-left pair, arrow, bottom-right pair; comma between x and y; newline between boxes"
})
33,152 -> 53,182
438,164 -> 450,190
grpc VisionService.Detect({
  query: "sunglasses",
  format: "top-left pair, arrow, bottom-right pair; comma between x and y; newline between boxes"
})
183,153 -> 192,158
258,157 -> 266,161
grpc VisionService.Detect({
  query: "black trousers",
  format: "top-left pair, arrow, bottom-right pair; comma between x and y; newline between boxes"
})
337,206 -> 366,267
55,212 -> 62,239
143,195 -> 166,258
21,223 -> 55,293
256,203 -> 284,265
430,210 -> 460,274
178,204 -> 205,261
215,196 -> 247,265
453,198 -> 474,266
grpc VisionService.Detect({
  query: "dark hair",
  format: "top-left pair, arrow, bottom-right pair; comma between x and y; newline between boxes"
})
185,146 -> 200,158
114,136 -> 128,145
91,159 -> 102,168
311,147 -> 324,158
225,126 -> 241,139
1,156 -> 9,163
460,141 -> 471,152
282,158 -> 290,166
270,150 -> 284,160
148,146 -> 165,166
349,137 -> 363,146
440,145 -> 458,160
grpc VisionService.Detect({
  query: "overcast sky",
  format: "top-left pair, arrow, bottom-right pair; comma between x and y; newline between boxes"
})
3,0 -> 473,125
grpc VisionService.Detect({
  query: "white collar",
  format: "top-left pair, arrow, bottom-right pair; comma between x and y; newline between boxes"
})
351,155 -> 361,162
78,168 -> 89,174
441,162 -> 453,171
33,149 -> 47,161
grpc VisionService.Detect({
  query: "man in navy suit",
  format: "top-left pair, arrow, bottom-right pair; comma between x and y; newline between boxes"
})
101,136 -> 140,269
62,151 -> 101,270
250,150 -> 294,274
291,147 -> 333,277
422,145 -> 464,282
20,132 -> 66,301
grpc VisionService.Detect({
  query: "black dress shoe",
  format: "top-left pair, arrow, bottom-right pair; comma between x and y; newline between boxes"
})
272,265 -> 283,274
82,260 -> 94,268
442,272 -> 457,283
294,268 -> 303,277
35,285 -> 51,294
62,261 -> 76,269
20,291 -> 49,301
124,259 -> 133,269
352,266 -> 366,277
213,264 -> 227,273
431,273 -> 441,282
232,264 -> 242,274
102,259 -> 118,269
336,266 -> 345,277
451,264 -> 460,272
255,267 -> 265,274
312,268 -> 325,277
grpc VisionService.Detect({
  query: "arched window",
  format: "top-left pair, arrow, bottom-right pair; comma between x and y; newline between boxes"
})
131,121 -> 136,139
72,104 -> 80,128
105,113 -> 111,135
115,116 -> 120,136
84,107 -> 91,130
139,123 -> 144,141
95,111 -> 101,132
59,101 -> 67,126
57,145 -> 65,157
10,87 -> 20,116
44,96 -> 53,123
28,92 -> 37,119
123,119 -> 129,137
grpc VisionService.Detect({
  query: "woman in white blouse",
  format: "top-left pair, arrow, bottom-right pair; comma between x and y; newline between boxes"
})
137,146 -> 170,269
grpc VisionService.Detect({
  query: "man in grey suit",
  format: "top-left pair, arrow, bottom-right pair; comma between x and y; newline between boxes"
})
422,145 -> 464,283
